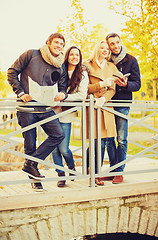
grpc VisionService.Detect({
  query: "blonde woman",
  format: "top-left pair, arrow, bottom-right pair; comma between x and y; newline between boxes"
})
85,40 -> 118,186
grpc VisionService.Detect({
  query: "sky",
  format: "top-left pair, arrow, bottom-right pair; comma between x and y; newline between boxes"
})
0,0 -> 125,71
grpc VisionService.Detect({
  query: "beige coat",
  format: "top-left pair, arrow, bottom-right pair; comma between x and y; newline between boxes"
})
85,60 -> 118,139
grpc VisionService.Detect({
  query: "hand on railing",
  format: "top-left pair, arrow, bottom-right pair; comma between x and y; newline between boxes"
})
94,97 -> 106,108
54,92 -> 66,101
20,94 -> 32,103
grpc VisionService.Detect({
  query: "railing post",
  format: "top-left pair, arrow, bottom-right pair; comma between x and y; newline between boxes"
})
97,108 -> 101,174
89,95 -> 95,187
82,101 -> 87,175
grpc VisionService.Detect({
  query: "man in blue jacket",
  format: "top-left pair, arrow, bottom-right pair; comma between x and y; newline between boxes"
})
104,33 -> 141,184
8,33 -> 68,191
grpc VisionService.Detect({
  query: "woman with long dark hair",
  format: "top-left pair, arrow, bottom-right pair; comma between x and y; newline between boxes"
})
52,46 -> 89,187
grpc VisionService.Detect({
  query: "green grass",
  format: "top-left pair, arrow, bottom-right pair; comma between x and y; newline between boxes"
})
0,117 -> 157,158
128,141 -> 156,156
70,138 -> 157,157
70,138 -> 82,147
0,129 -> 22,138
128,125 -> 153,133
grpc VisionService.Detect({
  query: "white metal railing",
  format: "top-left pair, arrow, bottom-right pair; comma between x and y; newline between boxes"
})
0,96 -> 158,187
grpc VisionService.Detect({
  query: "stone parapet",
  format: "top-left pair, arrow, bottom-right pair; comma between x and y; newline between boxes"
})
0,192 -> 157,240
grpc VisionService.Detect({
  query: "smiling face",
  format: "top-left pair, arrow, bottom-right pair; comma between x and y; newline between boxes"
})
107,36 -> 122,55
47,37 -> 64,56
98,42 -> 110,61
68,48 -> 80,67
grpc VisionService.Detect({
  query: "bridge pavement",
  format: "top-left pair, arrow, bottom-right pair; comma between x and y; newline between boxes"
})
0,157 -> 157,211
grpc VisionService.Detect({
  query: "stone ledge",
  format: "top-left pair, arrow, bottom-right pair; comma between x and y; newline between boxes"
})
0,181 -> 157,211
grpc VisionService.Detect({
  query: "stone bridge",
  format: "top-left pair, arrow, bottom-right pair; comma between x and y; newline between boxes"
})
0,174 -> 157,240
0,98 -> 158,239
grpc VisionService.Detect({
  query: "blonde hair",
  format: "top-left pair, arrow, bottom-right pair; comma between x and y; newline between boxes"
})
88,40 -> 111,63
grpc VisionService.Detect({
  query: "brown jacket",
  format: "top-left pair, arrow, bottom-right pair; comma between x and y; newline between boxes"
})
85,60 -> 118,139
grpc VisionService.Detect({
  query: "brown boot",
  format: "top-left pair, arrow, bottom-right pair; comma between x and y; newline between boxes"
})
22,160 -> 45,180
57,172 -> 66,187
100,176 -> 114,181
112,175 -> 123,184
95,177 -> 104,186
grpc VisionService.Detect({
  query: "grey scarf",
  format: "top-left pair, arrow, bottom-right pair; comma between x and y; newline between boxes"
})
111,45 -> 127,65
40,44 -> 64,68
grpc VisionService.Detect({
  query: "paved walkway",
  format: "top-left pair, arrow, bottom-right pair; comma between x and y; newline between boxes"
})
0,156 -> 157,211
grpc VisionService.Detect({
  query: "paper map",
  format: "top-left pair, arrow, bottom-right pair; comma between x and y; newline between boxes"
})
29,77 -> 59,106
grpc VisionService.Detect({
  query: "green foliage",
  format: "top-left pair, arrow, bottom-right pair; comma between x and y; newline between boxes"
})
0,69 -> 12,97
108,0 -> 158,100
57,0 -> 108,61
57,0 -> 89,52
83,24 -> 109,60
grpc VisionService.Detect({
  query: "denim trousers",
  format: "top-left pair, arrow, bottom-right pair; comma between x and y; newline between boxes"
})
17,110 -> 65,168
106,107 -> 130,172
86,137 -> 116,174
52,122 -> 74,173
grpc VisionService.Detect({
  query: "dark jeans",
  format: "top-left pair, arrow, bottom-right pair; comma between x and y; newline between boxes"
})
106,107 -> 130,172
86,137 -> 116,174
17,110 -> 65,168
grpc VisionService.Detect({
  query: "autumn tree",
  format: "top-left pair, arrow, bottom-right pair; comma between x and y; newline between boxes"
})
0,69 -> 12,97
57,0 -> 108,60
108,0 -> 158,99
57,0 -> 89,54
83,24 -> 109,60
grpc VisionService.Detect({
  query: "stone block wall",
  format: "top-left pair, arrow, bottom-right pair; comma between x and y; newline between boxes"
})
0,193 -> 157,240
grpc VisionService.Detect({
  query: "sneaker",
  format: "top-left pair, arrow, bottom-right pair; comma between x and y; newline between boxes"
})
112,175 -> 123,184
31,182 -> 43,192
22,164 -> 45,180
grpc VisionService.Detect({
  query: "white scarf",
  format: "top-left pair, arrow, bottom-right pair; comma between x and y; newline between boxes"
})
40,44 -> 64,68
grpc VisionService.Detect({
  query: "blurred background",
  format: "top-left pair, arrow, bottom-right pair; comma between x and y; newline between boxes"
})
0,0 -> 157,100
0,0 -> 157,171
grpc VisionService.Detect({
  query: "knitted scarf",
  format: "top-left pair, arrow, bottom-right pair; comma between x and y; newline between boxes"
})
40,44 -> 64,68
111,45 -> 127,65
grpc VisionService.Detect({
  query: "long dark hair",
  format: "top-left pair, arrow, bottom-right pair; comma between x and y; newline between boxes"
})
64,46 -> 83,93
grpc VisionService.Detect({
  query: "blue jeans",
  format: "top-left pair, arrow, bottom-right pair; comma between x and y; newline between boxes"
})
106,107 -> 130,172
86,137 -> 116,174
52,122 -> 74,173
17,110 -> 65,168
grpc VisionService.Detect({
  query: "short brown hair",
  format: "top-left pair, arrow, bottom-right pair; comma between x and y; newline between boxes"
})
46,33 -> 65,47
106,33 -> 120,41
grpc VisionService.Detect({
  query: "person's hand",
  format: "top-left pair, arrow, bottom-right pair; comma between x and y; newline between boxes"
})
115,76 -> 128,87
54,92 -> 65,101
113,71 -> 127,87
100,78 -> 115,88
20,94 -> 32,102
94,97 -> 106,108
